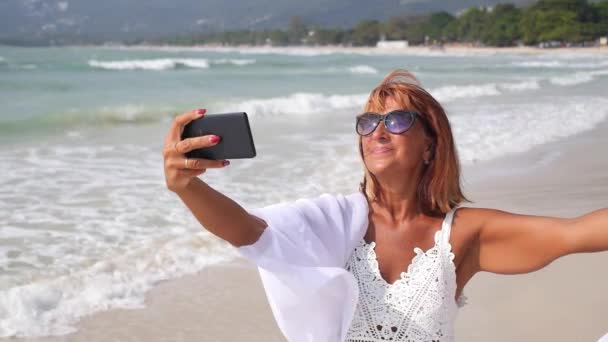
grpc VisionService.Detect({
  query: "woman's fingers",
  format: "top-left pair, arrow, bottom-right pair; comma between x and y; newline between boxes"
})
169,158 -> 229,170
168,108 -> 206,142
174,135 -> 221,154
179,169 -> 207,178
161,108 -> 231,193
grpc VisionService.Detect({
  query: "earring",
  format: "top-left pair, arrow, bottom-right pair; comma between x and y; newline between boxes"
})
424,159 -> 430,165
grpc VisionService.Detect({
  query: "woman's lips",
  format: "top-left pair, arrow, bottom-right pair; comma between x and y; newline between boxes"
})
370,147 -> 393,155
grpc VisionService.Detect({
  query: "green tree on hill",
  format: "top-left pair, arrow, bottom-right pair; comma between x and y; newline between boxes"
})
382,12 -> 454,45
590,1 -> 608,39
310,28 -> 347,45
288,16 -> 308,45
521,0 -> 600,44
384,16 -> 410,40
482,4 -> 522,46
159,0 -> 608,48
424,12 -> 456,42
269,30 -> 289,46
352,20 -> 381,46
455,7 -> 489,43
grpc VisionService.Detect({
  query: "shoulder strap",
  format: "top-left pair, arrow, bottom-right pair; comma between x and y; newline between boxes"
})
441,207 -> 459,246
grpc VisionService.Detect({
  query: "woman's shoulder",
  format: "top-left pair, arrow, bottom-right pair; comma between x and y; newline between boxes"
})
452,206 -> 501,228
450,206 -> 493,242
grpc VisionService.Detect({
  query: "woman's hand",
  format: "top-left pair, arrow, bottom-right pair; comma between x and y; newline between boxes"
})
162,108 -> 229,193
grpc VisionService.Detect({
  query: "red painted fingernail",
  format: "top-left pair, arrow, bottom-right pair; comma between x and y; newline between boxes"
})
196,109 -> 206,115
210,135 -> 220,143
222,160 -> 230,166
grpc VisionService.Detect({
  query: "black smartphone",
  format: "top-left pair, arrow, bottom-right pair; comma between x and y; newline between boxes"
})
181,112 -> 256,160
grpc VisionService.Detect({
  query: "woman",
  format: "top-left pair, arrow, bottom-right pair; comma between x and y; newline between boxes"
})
162,70 -> 608,342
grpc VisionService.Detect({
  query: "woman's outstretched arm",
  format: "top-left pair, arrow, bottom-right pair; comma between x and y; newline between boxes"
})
464,207 -> 608,274
163,109 -> 265,247
175,178 -> 265,247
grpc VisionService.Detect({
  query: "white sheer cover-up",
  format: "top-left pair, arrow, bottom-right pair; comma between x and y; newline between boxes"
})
236,192 -> 464,342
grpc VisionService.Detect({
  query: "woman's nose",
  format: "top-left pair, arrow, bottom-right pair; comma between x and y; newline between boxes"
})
371,121 -> 389,140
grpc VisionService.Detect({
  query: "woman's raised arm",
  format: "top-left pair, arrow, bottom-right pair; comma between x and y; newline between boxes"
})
162,109 -> 265,247
464,207 -> 608,275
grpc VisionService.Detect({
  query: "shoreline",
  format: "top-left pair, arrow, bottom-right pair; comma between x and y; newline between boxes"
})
11,115 -> 608,341
10,259 -> 285,342
22,43 -> 608,56
113,44 -> 608,56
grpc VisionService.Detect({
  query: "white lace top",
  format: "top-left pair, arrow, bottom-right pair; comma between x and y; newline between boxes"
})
345,207 -> 467,342
237,192 -> 466,342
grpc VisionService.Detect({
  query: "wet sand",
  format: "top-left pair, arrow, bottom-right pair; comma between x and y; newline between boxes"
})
455,119 -> 608,341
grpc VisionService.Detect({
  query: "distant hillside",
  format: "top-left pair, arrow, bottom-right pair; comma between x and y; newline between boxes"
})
0,0 -> 534,44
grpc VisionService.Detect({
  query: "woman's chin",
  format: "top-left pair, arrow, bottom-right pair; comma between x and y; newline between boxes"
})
365,162 -> 394,177
366,160 -> 416,179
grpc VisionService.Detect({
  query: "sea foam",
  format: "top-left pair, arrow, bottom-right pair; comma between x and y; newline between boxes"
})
88,58 -> 256,71
228,92 -> 369,116
225,79 -> 543,117
348,65 -> 379,74
550,69 -> 608,86
0,232 -> 238,337
453,97 -> 608,164
512,60 -> 608,69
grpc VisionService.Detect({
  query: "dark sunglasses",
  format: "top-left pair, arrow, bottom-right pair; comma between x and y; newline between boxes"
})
356,110 -> 428,136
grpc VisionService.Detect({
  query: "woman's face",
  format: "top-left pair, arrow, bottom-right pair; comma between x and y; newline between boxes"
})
361,96 -> 432,180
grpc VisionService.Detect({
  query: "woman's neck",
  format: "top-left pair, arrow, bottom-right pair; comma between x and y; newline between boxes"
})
373,178 -> 421,222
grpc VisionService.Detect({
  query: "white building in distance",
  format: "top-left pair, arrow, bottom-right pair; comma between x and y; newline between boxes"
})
376,40 -> 409,48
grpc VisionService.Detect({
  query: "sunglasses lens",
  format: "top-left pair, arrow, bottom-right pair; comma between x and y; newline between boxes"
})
386,111 -> 414,134
356,113 -> 378,136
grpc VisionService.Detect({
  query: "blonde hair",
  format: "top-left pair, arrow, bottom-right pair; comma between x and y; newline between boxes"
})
359,70 -> 469,215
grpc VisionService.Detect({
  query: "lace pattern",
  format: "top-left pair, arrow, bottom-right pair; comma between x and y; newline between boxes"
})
345,209 -> 465,342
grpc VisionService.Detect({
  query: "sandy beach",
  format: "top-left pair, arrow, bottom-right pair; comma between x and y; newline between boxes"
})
11,110 -> 608,341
